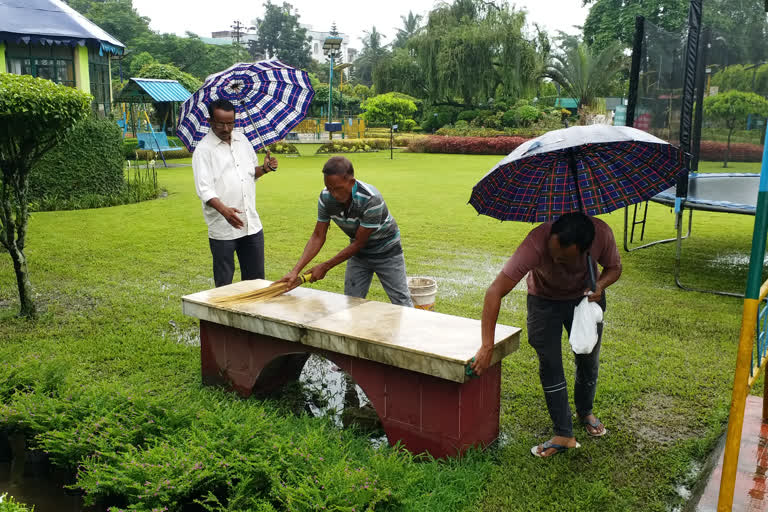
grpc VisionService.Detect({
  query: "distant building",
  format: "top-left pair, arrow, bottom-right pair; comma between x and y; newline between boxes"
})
0,0 -> 125,117
205,25 -> 358,70
303,26 -> 355,65
206,30 -> 257,46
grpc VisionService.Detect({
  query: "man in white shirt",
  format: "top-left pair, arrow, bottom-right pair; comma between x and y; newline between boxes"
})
192,98 -> 279,287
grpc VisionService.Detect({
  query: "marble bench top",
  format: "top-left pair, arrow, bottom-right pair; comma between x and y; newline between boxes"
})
182,280 -> 521,383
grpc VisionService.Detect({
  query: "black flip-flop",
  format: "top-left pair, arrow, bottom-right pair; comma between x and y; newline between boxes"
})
580,416 -> 607,437
530,440 -> 581,458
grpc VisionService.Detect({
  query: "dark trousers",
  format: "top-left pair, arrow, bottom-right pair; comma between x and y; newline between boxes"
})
208,231 -> 264,287
527,294 -> 606,438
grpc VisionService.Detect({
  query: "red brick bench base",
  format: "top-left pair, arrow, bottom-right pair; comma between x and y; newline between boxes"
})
200,320 -> 502,458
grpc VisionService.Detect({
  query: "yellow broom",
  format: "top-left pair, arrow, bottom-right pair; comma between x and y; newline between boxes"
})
211,273 -> 313,307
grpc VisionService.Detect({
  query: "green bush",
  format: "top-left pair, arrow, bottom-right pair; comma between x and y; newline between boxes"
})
457,110 -> 479,123
421,106 -> 461,132
402,119 -> 418,132
515,105 -> 542,127
30,117 -> 124,201
0,494 -> 34,512
502,109 -> 517,128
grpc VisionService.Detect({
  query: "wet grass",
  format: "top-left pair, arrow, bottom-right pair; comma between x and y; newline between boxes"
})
0,151 -> 764,511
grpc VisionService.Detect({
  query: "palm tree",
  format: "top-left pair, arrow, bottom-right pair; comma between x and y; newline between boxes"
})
394,11 -> 423,49
354,26 -> 390,86
546,34 -> 623,120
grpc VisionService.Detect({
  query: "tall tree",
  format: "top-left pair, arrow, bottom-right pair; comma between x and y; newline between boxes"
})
372,48 -> 426,97
66,0 -> 153,46
583,0 -> 687,51
393,11 -> 423,49
584,0 -> 768,64
354,27 -> 389,86
249,1 -> 311,69
408,0 -> 540,107
546,34 -> 624,116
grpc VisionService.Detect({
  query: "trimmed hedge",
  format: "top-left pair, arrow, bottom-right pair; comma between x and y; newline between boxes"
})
699,140 -> 764,162
317,138 -> 410,154
407,135 -> 529,155
30,117 -> 124,201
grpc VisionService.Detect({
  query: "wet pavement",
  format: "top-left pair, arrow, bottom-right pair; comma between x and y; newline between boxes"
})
694,395 -> 768,511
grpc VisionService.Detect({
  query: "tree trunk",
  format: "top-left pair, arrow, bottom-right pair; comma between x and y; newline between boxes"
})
724,129 -> 732,168
9,239 -> 35,318
0,167 -> 36,319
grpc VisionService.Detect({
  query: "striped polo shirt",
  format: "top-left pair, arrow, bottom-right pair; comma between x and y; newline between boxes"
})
317,179 -> 402,258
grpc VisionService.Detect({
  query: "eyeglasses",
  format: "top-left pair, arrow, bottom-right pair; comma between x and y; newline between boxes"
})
211,120 -> 235,128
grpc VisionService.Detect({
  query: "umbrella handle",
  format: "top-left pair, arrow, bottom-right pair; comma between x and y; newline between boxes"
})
586,252 -> 597,292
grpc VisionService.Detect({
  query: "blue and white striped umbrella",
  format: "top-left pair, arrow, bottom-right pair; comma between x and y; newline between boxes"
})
176,60 -> 314,152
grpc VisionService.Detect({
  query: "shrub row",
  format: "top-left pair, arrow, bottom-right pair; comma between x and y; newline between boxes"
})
317,138 -> 410,154
699,140 -> 764,162
29,166 -> 162,212
407,135 -> 529,155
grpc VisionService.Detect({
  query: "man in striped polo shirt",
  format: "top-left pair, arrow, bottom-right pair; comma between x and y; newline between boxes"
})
279,156 -> 413,306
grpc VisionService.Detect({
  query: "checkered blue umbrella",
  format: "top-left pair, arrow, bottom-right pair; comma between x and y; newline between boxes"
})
176,60 -> 314,152
469,125 -> 687,223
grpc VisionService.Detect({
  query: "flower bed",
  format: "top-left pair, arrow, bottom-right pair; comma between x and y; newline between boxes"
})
699,140 -> 764,163
406,135 -> 529,155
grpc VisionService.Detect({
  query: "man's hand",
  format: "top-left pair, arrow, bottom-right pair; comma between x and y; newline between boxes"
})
264,150 -> 279,172
277,270 -> 302,291
471,345 -> 494,376
220,206 -> 244,229
307,262 -> 330,282
585,282 -> 604,302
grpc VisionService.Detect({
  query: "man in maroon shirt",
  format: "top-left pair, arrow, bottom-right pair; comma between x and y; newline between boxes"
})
471,212 -> 622,458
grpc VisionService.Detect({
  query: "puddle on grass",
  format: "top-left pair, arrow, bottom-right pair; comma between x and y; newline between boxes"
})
296,355 -> 387,446
163,320 -> 200,346
0,432 -> 103,512
710,252 -> 768,268
668,460 -> 704,512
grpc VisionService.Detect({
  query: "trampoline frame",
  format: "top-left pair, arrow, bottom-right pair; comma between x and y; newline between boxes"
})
623,173 -> 759,298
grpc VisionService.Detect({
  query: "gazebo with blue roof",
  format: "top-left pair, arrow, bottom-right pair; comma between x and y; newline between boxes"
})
0,0 -> 125,116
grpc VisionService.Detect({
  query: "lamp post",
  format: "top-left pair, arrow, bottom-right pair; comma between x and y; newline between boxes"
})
334,62 -> 353,137
323,35 -> 343,140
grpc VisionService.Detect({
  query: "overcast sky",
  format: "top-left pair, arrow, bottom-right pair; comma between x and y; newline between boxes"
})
131,0 -> 588,47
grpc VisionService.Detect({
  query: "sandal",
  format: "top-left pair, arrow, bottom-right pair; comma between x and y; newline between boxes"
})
579,415 -> 607,437
530,439 -> 581,458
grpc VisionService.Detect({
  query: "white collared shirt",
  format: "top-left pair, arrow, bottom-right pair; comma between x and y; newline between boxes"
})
192,130 -> 263,240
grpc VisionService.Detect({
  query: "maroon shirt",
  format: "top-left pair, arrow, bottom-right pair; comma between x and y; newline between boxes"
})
502,217 -> 622,300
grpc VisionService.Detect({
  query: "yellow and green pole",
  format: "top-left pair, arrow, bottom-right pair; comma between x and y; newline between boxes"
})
718,128 -> 768,511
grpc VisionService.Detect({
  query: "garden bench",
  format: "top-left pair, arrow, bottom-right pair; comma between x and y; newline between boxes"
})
182,280 -> 520,458
137,132 -> 184,166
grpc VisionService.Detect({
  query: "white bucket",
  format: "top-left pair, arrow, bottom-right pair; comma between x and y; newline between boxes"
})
407,276 -> 437,311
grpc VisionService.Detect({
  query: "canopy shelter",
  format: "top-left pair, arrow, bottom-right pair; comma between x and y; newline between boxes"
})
0,0 -> 124,55
114,78 -> 192,137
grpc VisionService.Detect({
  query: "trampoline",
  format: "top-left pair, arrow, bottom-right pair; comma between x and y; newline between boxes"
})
624,172 -> 760,297
650,173 -> 758,215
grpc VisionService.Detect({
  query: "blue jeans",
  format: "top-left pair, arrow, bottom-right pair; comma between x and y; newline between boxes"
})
527,294 -> 606,438
344,252 -> 413,307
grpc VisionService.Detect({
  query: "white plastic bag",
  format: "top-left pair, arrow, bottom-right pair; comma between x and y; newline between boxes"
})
569,296 -> 603,354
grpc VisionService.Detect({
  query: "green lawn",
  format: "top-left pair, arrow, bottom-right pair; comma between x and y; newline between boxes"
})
0,151 -> 763,511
